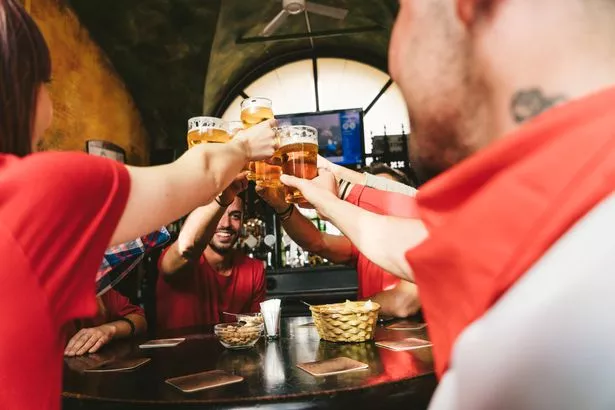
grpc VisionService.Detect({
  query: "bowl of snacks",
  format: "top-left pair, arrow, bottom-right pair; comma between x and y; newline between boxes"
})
214,322 -> 264,350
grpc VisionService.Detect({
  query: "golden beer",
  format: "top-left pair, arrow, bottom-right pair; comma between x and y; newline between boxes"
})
279,126 -> 318,204
240,97 -> 277,183
187,116 -> 229,147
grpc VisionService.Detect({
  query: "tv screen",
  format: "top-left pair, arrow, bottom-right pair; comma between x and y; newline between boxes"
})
277,108 -> 364,166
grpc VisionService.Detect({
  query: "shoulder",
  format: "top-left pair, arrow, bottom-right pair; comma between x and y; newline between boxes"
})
0,152 -> 129,208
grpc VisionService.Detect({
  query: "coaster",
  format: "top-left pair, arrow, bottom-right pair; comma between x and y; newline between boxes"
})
375,337 -> 432,351
386,321 -> 427,331
139,338 -> 186,349
297,356 -> 368,376
166,370 -> 243,393
83,357 -> 151,372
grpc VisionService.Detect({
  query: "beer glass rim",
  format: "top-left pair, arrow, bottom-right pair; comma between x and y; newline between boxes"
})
240,97 -> 272,110
188,116 -> 226,132
278,125 -> 318,146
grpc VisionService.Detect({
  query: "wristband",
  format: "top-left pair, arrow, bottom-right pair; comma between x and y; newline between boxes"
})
339,181 -> 351,200
276,204 -> 294,221
117,317 -> 135,337
215,194 -> 233,207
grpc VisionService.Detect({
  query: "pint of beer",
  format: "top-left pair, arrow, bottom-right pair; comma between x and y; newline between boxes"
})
187,116 -> 229,147
240,97 -> 276,183
279,126 -> 318,204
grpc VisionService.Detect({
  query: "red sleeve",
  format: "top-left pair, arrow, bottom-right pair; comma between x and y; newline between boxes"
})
101,288 -> 144,319
2,152 -> 130,326
249,259 -> 266,313
346,184 -> 419,218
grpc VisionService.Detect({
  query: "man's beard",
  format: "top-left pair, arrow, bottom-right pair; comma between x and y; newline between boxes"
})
209,230 -> 238,255
409,121 -> 470,184
408,81 -> 489,184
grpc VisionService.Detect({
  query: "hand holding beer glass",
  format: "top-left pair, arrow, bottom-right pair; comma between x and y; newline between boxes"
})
279,125 -> 318,204
240,97 -> 279,185
187,116 -> 230,147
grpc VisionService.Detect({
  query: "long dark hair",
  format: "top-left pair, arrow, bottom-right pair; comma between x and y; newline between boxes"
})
0,0 -> 51,156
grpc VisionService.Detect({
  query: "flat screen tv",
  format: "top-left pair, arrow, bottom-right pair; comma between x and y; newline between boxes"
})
276,108 -> 364,166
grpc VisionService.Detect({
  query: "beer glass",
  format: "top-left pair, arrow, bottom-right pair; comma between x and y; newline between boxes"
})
187,116 -> 229,147
279,126 -> 318,204
240,97 -> 277,183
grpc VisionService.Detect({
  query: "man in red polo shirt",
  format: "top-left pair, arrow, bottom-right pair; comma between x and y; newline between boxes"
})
281,0 -> 615,408
157,174 -> 266,330
257,162 -> 421,318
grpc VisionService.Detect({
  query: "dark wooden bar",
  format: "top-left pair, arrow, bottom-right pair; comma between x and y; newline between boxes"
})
63,317 -> 436,409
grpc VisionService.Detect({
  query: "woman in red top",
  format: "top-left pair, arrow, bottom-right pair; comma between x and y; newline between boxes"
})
63,289 -> 147,356
0,1 -> 277,408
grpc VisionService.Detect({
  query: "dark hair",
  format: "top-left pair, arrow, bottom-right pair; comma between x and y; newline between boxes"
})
0,0 -> 52,156
363,162 -> 412,186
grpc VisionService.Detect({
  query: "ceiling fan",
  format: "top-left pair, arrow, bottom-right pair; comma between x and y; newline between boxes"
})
261,0 -> 349,37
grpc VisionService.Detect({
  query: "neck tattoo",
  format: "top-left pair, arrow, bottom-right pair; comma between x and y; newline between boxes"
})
510,88 -> 567,123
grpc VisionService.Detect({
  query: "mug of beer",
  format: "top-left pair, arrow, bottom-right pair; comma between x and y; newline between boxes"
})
240,97 -> 276,182
187,116 -> 229,148
279,125 -> 318,204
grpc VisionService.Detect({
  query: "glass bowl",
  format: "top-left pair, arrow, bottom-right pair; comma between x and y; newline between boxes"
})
214,322 -> 264,350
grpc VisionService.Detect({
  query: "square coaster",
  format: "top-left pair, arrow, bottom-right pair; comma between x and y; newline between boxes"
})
297,356 -> 369,376
83,357 -> 151,372
166,370 -> 243,393
375,337 -> 432,351
139,338 -> 186,349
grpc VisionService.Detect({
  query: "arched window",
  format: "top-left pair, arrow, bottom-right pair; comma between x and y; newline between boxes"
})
221,58 -> 410,155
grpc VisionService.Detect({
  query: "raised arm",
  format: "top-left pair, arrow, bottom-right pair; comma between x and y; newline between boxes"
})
255,185 -> 353,265
159,174 -> 248,281
317,155 -> 418,197
110,120 -> 277,246
280,171 -> 427,281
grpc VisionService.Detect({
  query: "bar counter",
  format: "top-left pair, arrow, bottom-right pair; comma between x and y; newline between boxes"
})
63,317 -> 437,409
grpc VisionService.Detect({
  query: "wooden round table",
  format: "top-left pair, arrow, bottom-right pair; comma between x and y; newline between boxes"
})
63,317 -> 437,409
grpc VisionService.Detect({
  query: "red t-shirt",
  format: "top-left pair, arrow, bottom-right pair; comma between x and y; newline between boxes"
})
0,152 -> 129,409
405,86 -> 615,377
345,185 -> 419,299
156,249 -> 266,331
64,289 -> 145,340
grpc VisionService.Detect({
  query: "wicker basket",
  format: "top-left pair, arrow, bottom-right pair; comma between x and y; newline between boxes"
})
310,301 -> 380,343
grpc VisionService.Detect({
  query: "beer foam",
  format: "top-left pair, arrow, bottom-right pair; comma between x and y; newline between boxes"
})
188,116 -> 225,132
278,126 -> 318,146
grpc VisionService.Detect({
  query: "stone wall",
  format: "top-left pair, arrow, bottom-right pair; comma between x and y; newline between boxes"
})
29,0 -> 149,165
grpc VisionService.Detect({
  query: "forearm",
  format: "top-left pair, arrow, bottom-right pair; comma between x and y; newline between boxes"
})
363,173 -> 418,196
111,142 -> 246,246
329,164 -> 417,198
319,198 -> 427,280
160,202 -> 227,279
281,207 -> 352,264
329,163 -> 365,185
